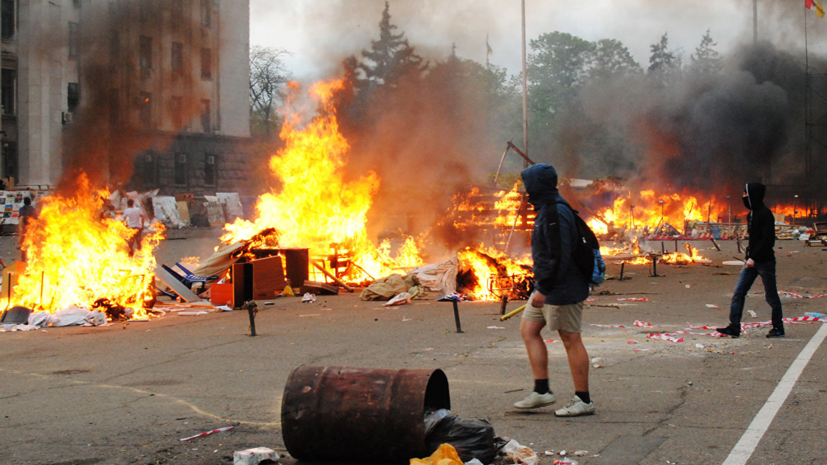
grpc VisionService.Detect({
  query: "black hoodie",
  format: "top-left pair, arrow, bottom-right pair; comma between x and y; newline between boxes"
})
744,182 -> 776,262
521,164 -> 590,304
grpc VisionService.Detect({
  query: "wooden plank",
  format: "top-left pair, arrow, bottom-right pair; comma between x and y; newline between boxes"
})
301,280 -> 339,295
311,261 -> 355,292
154,267 -> 202,303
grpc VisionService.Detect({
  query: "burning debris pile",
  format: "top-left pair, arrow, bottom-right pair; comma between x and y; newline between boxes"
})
4,175 -> 163,318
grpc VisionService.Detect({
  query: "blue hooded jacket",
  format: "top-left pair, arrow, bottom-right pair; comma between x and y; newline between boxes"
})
521,164 -> 590,305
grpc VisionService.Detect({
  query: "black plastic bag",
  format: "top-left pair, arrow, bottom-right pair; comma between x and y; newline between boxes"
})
425,415 -> 496,464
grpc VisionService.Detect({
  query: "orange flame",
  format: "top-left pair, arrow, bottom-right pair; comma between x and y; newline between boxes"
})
8,174 -> 163,317
221,80 -> 420,280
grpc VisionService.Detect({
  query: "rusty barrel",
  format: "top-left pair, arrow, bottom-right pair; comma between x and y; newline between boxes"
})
281,365 -> 450,462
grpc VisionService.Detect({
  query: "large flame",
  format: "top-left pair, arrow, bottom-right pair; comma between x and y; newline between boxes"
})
221,80 -> 420,280
7,175 -> 163,316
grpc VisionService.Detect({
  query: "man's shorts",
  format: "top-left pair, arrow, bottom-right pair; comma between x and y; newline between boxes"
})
522,301 -> 584,333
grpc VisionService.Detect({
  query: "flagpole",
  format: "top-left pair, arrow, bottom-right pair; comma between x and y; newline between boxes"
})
521,0 -> 528,166
753,0 -> 758,43
805,5 -> 811,208
486,33 -> 490,69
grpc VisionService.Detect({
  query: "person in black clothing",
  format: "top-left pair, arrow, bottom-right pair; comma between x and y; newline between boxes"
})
18,196 -> 37,263
717,183 -> 785,338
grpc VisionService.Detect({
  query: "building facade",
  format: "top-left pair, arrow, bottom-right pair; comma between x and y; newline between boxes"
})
1,0 -> 252,194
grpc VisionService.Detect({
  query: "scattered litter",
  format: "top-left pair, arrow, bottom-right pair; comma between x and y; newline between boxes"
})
299,314 -> 321,318
572,451 -> 588,457
634,320 -> 652,327
747,310 -> 757,318
627,340 -> 638,344
552,459 -> 578,465
506,445 -> 538,465
233,447 -> 278,465
591,324 -> 626,328
487,326 -> 506,330
437,292 -> 469,302
705,304 -> 719,309
215,305 -> 233,312
633,348 -> 650,352
590,357 -> 604,368
617,297 -> 649,302
301,293 -> 316,303
804,312 -> 825,319
695,344 -> 705,349
384,292 -> 411,307
264,301 -> 275,306
647,333 -> 684,343
544,339 -> 558,343
180,426 -> 234,442
178,311 -> 208,316
685,284 -> 691,288
780,290 -> 827,299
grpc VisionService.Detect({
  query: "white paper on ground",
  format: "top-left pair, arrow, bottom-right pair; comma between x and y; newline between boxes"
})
233,447 -> 278,465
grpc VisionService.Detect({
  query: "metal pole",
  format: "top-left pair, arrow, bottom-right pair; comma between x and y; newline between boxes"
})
452,301 -> 463,333
753,0 -> 758,43
493,144 -> 511,186
521,0 -> 528,166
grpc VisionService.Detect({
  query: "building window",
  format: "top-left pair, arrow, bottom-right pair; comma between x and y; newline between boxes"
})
109,88 -> 119,126
174,153 -> 188,185
2,0 -> 15,40
200,99 -> 211,134
68,22 -> 79,59
171,96 -> 183,129
204,154 -> 217,185
139,92 -> 152,129
201,0 -> 211,27
139,0 -> 153,23
141,152 -> 156,185
171,42 -> 183,76
139,36 -> 152,78
67,83 -> 80,113
1,68 -> 15,115
200,48 -> 211,80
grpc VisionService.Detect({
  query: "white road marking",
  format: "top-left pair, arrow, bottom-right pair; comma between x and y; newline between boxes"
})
723,323 -> 827,465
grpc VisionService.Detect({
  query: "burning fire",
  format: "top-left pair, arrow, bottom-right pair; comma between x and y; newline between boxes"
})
6,175 -> 163,317
221,80 -> 422,280
457,245 -> 532,300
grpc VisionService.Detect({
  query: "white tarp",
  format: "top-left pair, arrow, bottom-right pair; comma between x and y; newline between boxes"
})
28,306 -> 108,327
407,257 -> 459,296
216,193 -> 243,222
152,196 -> 186,229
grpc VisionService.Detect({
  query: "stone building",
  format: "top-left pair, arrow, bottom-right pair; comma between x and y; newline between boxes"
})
1,0 -> 252,195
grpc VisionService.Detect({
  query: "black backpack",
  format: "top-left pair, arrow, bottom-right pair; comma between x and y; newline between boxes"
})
554,202 -> 606,285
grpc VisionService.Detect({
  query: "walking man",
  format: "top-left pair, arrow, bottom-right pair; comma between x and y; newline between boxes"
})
717,183 -> 785,338
123,199 -> 148,258
513,163 -> 595,417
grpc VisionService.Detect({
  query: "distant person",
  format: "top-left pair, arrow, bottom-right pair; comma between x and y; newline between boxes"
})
513,163 -> 595,417
717,183 -> 785,338
18,197 -> 37,262
123,199 -> 148,258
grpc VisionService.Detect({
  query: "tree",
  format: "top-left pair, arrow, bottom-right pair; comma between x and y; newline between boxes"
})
356,1 -> 426,91
589,39 -> 642,82
689,29 -> 723,78
249,45 -> 292,138
648,33 -> 678,87
527,32 -> 594,121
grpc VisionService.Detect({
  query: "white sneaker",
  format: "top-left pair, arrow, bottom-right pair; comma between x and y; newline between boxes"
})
554,395 -> 595,417
513,391 -> 556,409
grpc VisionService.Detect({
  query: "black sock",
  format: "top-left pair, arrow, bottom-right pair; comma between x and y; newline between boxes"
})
533,379 -> 550,394
575,391 -> 591,403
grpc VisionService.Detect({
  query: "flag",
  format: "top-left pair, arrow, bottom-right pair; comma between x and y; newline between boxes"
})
486,35 -> 493,56
807,0 -> 825,17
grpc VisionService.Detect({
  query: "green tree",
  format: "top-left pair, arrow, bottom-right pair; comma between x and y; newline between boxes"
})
689,29 -> 723,78
589,39 -> 642,82
249,45 -> 292,138
357,1 -> 426,91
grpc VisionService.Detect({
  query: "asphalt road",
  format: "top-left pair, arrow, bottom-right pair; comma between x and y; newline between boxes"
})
1,232 -> 826,465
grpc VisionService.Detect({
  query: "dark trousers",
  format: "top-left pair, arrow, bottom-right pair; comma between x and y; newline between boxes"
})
729,260 -> 784,328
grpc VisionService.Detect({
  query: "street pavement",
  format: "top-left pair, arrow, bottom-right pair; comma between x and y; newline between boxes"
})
1,233 -> 826,464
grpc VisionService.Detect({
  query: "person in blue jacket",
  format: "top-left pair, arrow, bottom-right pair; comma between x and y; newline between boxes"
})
513,163 -> 595,417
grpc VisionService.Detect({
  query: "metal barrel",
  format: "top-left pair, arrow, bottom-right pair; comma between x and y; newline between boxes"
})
281,365 -> 451,463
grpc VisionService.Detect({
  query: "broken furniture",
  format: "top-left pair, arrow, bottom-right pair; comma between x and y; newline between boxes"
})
174,263 -> 219,293
154,266 -> 202,302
